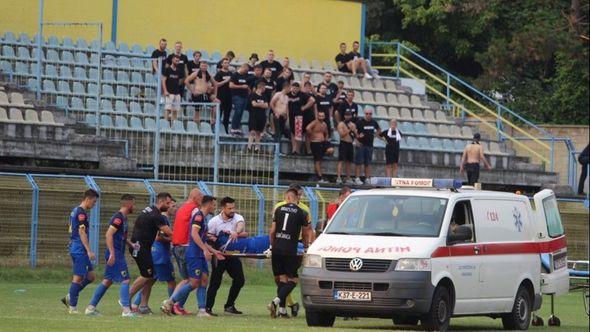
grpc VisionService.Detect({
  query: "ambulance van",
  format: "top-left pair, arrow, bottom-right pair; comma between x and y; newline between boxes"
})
301,178 -> 569,331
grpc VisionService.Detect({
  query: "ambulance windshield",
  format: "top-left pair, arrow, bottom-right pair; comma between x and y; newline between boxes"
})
325,195 -> 448,237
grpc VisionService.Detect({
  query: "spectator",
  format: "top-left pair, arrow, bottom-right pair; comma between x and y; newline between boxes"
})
306,112 -> 331,183
336,110 -> 357,184
184,61 -> 218,124
260,50 -> 283,80
281,58 -> 295,81
301,72 -> 313,93
259,68 -> 276,103
187,51 -> 202,75
315,83 -> 334,136
302,81 -> 317,154
270,81 -> 291,152
317,72 -> 339,101
354,107 -> 380,185
151,38 -> 167,74
166,41 -> 189,76
274,67 -> 293,93
217,51 -> 235,69
333,80 -> 347,106
229,63 -> 251,136
288,82 -> 314,155
162,54 -> 184,121
459,133 -> 492,186
578,143 -> 589,195
214,58 -> 233,133
247,65 -> 263,89
324,186 -> 352,229
335,42 -> 372,79
379,119 -> 402,178
246,53 -> 259,75
247,81 -> 269,152
335,90 -> 359,124
349,41 -> 373,78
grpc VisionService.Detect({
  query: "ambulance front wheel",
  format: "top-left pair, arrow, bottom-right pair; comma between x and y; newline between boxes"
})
305,310 -> 335,327
420,286 -> 452,331
502,285 -> 532,330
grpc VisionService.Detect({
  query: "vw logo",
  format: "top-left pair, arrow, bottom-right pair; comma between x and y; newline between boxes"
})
349,258 -> 363,271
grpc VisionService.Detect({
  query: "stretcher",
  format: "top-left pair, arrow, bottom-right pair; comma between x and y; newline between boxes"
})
214,234 -> 305,258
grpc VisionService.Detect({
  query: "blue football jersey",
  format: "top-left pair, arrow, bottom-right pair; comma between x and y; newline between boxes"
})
108,211 -> 127,256
69,206 -> 89,255
187,209 -> 207,258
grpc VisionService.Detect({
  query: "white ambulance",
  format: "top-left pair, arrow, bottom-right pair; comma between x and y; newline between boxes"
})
301,178 -> 569,331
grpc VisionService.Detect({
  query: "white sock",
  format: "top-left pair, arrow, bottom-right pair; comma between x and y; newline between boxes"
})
279,307 -> 287,314
87,305 -> 95,310
273,297 -> 280,306
199,308 -> 207,313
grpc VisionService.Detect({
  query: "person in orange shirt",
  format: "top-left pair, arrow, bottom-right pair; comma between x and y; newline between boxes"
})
322,186 -> 352,232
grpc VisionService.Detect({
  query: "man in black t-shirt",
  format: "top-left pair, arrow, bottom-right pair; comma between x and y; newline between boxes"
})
128,193 -> 174,313
335,42 -> 372,79
287,82 -> 314,155
229,63 -> 251,135
260,50 -> 283,81
315,83 -> 334,134
215,58 -> 233,132
246,53 -> 259,75
247,65 -> 263,89
165,41 -> 189,99
316,72 -> 339,101
247,81 -> 269,152
354,108 -> 380,185
151,38 -> 167,74
217,51 -> 235,69
187,51 -> 202,75
334,80 -> 347,106
267,189 -> 313,319
336,90 -> 358,124
162,55 -> 184,121
258,68 -> 276,103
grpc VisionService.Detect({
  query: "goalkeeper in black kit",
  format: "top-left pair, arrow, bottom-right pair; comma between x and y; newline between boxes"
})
267,188 -> 314,318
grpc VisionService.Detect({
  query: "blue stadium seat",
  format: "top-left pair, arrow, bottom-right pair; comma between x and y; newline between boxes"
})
75,52 -> 89,65
18,33 -> 31,44
103,69 -> 115,81
241,110 -> 249,123
145,88 -> 156,98
59,66 -> 73,79
145,73 -> 156,85
117,56 -> 131,67
160,120 -> 173,132
100,114 -> 113,127
116,86 -> 129,98
407,136 -> 419,149
90,40 -> 100,50
146,45 -> 156,54
400,121 -> 413,133
172,120 -> 185,132
210,51 -> 222,62
45,64 -> 58,77
30,63 -> 39,75
453,139 -> 466,152
118,43 -> 130,54
61,51 -> 75,63
27,78 -> 37,90
89,68 -> 99,80
378,120 -> 389,130
62,37 -> 75,49
399,137 -> 408,149
115,100 -> 128,113
117,70 -> 130,83
73,82 -> 85,95
87,83 -> 98,95
414,122 -> 427,134
15,62 -> 28,74
104,55 -> 116,66
102,84 -> 115,97
186,121 -> 200,134
417,137 -> 430,149
374,138 -> 386,148
86,98 -> 98,110
17,47 -> 30,60
144,103 -> 155,114
101,99 -> 114,113
131,44 -> 144,54
144,118 -> 156,130
46,49 -> 59,62
1,61 -> 13,73
130,102 -> 142,114
70,97 -> 83,110
76,38 -> 88,49
200,122 -> 213,135
131,58 -> 146,69
85,114 -> 97,126
56,96 -> 69,109
2,46 -> 15,58
43,80 -> 56,92
430,138 -> 444,150
442,138 -> 454,151
31,48 -> 42,60
3,31 -> 17,44
130,116 -> 143,130
57,80 -> 71,93
74,67 -> 87,80
130,86 -> 141,97
104,41 -> 116,52
131,72 -> 143,84
200,50 -> 209,61
115,116 -> 129,129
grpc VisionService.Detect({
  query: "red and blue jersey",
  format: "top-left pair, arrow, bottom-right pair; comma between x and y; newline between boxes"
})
186,209 -> 207,258
107,211 -> 128,256
69,206 -> 89,255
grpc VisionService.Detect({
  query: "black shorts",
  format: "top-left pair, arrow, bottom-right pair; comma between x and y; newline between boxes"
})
248,110 -> 267,132
192,93 -> 211,104
338,65 -> 351,73
385,145 -> 400,164
271,253 -> 301,278
130,246 -> 154,278
338,141 -> 354,162
310,141 -> 328,161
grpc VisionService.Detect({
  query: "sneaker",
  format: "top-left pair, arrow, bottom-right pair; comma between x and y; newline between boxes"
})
85,307 -> 102,316
61,294 -> 70,309
205,309 -> 218,317
160,300 -> 173,315
172,303 -> 190,316
197,310 -> 212,318
267,300 -> 277,318
364,73 -> 373,79
131,305 -> 139,313
121,311 -> 139,318
138,306 -> 153,315
278,312 -> 290,319
345,178 -> 354,185
354,177 -> 363,185
336,177 -> 343,184
365,177 -> 372,185
68,307 -> 80,314
318,178 -> 329,184
224,305 -> 243,315
289,302 -> 300,317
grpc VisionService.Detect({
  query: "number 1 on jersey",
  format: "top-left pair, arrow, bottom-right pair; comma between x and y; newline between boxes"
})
282,213 -> 290,231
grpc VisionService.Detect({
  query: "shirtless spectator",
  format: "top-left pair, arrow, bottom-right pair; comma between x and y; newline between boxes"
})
270,82 -> 291,151
335,90 -> 359,124
217,51 -> 235,69
185,61 -> 218,123
460,133 -> 492,186
336,110 -> 357,184
214,58 -> 233,132
187,51 -> 202,75
306,112 -> 330,183
162,54 -> 184,121
288,82 -> 314,155
260,50 -> 283,80
335,42 -> 372,79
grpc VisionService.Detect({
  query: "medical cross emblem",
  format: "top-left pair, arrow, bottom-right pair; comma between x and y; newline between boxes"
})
513,207 -> 523,232
349,258 -> 363,271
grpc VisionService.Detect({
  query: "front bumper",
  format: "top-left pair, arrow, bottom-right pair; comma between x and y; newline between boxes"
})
301,267 -> 435,318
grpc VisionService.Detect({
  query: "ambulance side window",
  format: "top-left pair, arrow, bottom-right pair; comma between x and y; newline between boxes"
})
542,197 -> 564,238
449,200 -> 475,243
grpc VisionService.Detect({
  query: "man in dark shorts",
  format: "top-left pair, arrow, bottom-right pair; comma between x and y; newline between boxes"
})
460,133 -> 492,186
354,107 -> 381,185
336,90 -> 359,124
184,61 -> 218,123
306,112 -> 330,183
315,83 -> 334,135
379,118 -> 402,178
127,192 -> 174,315
214,58 -> 233,133
247,81 -> 269,152
336,110 -> 357,184
267,189 -> 313,319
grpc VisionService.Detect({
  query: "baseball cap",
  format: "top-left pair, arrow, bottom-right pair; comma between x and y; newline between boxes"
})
250,53 -> 259,61
473,133 -> 481,141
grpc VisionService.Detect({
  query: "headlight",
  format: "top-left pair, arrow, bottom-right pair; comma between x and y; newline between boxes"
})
395,258 -> 431,271
303,254 -> 322,268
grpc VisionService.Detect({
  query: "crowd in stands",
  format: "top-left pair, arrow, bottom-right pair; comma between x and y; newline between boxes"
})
151,38 -> 398,185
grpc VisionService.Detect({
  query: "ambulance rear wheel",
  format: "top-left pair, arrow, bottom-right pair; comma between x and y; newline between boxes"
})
305,310 -> 335,327
421,286 -> 451,331
392,315 -> 419,326
502,285 -> 532,330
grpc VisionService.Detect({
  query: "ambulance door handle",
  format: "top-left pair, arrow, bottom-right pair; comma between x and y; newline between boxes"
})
473,246 -> 480,255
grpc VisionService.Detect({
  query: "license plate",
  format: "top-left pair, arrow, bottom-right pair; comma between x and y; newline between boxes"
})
333,290 -> 372,301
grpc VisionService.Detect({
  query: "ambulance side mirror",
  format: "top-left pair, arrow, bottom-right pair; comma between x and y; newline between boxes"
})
447,225 -> 472,245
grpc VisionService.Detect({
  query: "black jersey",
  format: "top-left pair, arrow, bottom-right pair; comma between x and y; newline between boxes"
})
130,205 -> 166,247
272,203 -> 309,255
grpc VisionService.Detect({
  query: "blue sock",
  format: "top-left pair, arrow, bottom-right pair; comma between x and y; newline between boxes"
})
197,286 -> 207,309
171,284 -> 193,303
89,282 -> 109,307
133,293 -> 141,307
80,277 -> 92,290
120,283 -> 131,308
167,286 -> 175,297
179,291 -> 188,308
68,282 -> 83,307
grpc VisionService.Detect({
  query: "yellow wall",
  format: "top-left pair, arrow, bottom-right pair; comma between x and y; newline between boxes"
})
1,0 -> 362,62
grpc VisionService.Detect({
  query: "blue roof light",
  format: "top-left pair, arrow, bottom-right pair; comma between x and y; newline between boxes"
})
369,177 -> 462,189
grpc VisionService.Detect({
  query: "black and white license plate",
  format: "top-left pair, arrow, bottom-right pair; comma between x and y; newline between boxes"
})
333,290 -> 372,301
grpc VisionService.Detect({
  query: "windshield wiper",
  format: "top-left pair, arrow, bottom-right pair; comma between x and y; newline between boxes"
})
361,232 -> 407,236
325,231 -> 352,235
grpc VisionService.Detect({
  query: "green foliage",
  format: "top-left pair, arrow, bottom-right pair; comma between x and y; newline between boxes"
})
367,0 -> 590,124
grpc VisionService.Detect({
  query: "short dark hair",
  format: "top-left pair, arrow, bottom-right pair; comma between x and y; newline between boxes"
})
353,41 -> 359,45
202,195 -> 217,205
286,188 -> 299,196
159,38 -> 167,43
340,42 -> 346,46
83,189 -> 99,199
156,192 -> 172,202
193,51 -> 201,57
256,80 -> 266,89
281,81 -> 290,89
221,57 -> 230,63
304,81 -> 312,87
220,196 -> 235,207
289,183 -> 303,191
199,60 -> 208,66
120,194 -> 135,202
226,50 -> 235,57
172,54 -> 180,59
254,64 -> 263,70
318,82 -> 327,89
291,82 -> 300,87
339,186 -> 352,196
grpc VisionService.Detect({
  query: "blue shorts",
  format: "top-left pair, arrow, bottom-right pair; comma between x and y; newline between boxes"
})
154,262 -> 175,282
104,256 -> 130,282
354,145 -> 373,165
186,256 -> 208,280
71,253 -> 93,277
151,241 -> 171,265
